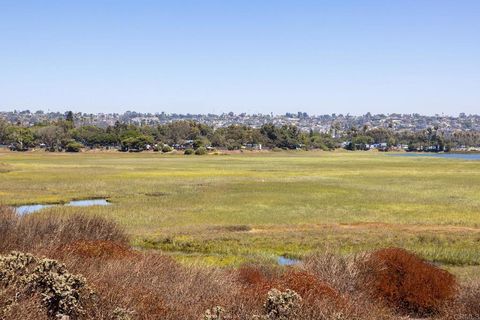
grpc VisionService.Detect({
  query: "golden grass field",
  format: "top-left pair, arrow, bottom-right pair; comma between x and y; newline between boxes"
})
1,149 -> 479,278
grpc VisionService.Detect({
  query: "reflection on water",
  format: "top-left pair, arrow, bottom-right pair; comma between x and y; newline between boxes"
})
15,199 -> 110,215
15,204 -> 55,215
66,199 -> 110,207
389,153 -> 480,160
278,256 -> 300,266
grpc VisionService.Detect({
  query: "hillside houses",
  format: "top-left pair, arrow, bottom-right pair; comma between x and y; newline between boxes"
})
2,110 -> 480,134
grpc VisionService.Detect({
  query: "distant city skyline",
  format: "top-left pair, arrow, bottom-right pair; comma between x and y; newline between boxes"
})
3,109 -> 480,134
1,1 -> 479,115
0,108 -> 477,117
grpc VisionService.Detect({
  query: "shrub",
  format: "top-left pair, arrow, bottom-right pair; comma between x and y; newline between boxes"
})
0,206 -> 18,252
0,208 -> 129,254
7,206 -> 471,320
161,145 -> 173,153
184,148 -> 194,155
459,281 -> 480,319
237,265 -> 340,305
55,240 -> 134,260
111,307 -> 134,320
366,248 -> 457,316
83,254 -> 235,320
236,265 -> 277,313
65,141 -> 83,152
303,252 -> 372,295
237,265 -> 272,293
0,251 -> 93,318
203,306 -> 227,320
440,279 -> 480,320
195,147 -> 208,155
274,270 -> 339,303
260,288 -> 302,320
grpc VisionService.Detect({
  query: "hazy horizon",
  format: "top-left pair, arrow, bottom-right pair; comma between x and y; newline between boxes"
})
1,1 -> 479,115
1,108 -> 477,118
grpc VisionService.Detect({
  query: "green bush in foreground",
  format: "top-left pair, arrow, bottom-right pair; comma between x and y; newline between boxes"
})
184,148 -> 194,155
195,147 -> 208,155
161,145 -> 173,153
65,141 -> 83,152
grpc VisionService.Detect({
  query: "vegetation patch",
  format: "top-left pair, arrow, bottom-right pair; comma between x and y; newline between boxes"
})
366,247 -> 457,316
273,270 -> 340,304
1,152 -> 480,275
0,210 -> 478,319
215,225 -> 252,232
144,191 -> 170,197
0,206 -> 128,254
56,240 -> 135,260
0,162 -> 12,173
0,251 -> 94,319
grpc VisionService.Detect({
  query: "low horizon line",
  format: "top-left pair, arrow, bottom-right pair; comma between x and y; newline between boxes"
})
1,108 -> 477,118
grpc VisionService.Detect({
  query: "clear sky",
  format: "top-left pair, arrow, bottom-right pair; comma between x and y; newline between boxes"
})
1,0 -> 479,115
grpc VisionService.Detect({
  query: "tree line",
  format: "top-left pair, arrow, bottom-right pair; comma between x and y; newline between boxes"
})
1,112 -> 479,152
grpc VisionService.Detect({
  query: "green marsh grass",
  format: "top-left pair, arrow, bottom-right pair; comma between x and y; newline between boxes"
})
1,150 -> 479,275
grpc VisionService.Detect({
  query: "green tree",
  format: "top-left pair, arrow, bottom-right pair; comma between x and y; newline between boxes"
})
347,135 -> 374,151
34,125 -> 64,151
0,118 -> 10,143
120,135 -> 154,151
64,111 -> 75,129
8,127 -> 34,150
65,141 -> 83,152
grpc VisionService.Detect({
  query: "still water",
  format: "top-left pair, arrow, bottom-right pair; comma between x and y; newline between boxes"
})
277,256 -> 300,266
15,199 -> 110,215
389,153 -> 480,160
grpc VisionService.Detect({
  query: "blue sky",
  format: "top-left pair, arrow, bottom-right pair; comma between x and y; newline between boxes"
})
1,0 -> 479,115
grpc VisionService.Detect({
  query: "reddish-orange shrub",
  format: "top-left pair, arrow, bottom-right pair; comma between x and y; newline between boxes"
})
236,265 -> 346,315
237,265 -> 274,297
236,264 -> 286,314
274,270 -> 341,303
367,248 -> 457,316
121,285 -> 170,319
55,240 -> 135,260
238,265 -> 269,286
